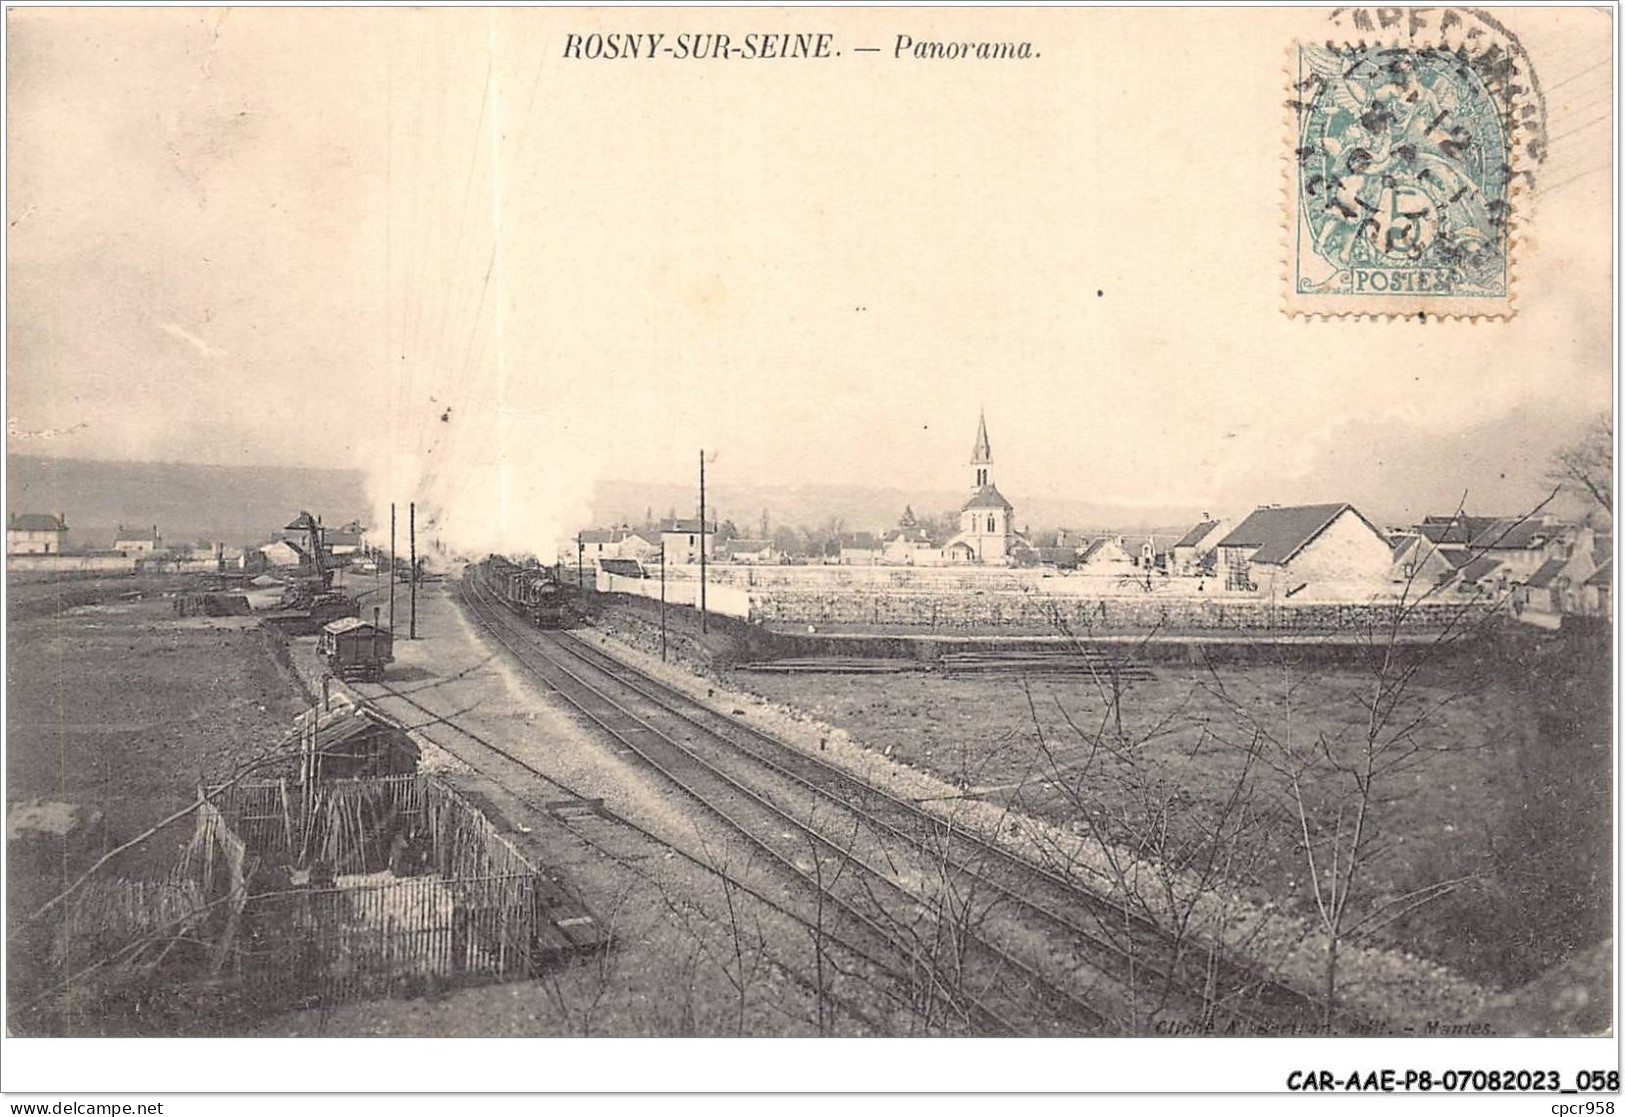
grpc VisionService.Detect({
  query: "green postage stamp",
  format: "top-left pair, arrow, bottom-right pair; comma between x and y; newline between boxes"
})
1287,38 -> 1527,318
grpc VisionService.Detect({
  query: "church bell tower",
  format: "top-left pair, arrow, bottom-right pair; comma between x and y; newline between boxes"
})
972,407 -> 992,490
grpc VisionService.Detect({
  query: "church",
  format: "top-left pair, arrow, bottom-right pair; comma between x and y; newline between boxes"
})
942,410 -> 1026,564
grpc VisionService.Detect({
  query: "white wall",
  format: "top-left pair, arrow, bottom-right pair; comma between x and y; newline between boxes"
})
8,553 -> 138,573
596,570 -> 751,618
1283,509 -> 1394,585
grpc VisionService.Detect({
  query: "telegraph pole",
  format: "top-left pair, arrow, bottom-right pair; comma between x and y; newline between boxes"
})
389,503 -> 396,633
659,539 -> 667,662
409,501 -> 417,640
576,533 -> 585,595
699,449 -> 708,635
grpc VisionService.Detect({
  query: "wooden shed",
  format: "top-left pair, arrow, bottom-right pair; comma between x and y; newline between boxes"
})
319,616 -> 394,682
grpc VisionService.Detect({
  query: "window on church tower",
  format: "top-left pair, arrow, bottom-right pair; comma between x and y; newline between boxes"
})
987,514 -> 995,533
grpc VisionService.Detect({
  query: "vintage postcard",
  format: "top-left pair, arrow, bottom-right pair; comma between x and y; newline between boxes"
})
3,3 -> 1615,1101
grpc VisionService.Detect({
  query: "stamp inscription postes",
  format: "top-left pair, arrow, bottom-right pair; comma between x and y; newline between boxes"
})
1285,31 -> 1534,319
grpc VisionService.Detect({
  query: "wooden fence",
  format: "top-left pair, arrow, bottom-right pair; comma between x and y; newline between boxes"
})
199,773 -> 601,1011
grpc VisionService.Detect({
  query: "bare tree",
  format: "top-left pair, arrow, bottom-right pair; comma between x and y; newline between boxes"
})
1014,640 -> 1289,1033
1548,412 -> 1613,518
1192,515 -> 1527,1028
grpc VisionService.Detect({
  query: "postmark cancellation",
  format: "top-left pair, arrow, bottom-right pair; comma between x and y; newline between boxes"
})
1285,32 -> 1532,319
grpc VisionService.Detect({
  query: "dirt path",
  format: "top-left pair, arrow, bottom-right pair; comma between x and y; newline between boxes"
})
257,583 -> 914,1037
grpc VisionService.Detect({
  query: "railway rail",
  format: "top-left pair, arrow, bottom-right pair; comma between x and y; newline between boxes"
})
458,574 -> 1115,1035
544,622 -> 1343,1034
470,556 -> 1372,1036
358,676 -> 910,1035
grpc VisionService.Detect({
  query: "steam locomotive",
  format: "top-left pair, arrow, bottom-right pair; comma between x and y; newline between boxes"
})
476,555 -> 571,629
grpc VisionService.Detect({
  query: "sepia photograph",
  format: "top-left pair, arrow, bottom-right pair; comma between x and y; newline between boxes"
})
2,1 -> 1617,1100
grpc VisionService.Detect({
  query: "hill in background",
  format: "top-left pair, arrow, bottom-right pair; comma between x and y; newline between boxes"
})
6,456 -> 370,550
590,478 -> 1209,540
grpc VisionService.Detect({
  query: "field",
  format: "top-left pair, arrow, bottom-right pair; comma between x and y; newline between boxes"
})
732,629 -> 1612,992
6,577 -> 312,1030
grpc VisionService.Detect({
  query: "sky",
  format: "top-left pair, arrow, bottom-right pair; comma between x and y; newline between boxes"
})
6,8 -> 1614,553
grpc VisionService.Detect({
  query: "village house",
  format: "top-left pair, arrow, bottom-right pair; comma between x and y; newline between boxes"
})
7,512 -> 68,555
1415,512 -> 1499,552
880,506 -> 938,566
882,524 -> 937,565
579,525 -> 660,565
619,530 -> 660,562
1077,535 -> 1136,573
113,525 -> 162,555
1389,533 -> 1469,591
260,538 -> 307,568
837,531 -> 881,565
721,537 -> 775,564
1170,516 -> 1230,576
1216,503 -> 1392,596
1034,545 -> 1080,570
1465,515 -> 1568,578
326,520 -> 366,556
659,518 -> 715,565
579,527 -> 628,564
1452,555 -> 1512,598
1516,526 -> 1609,623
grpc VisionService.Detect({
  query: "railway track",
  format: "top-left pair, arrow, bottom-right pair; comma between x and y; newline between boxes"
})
475,561 -> 1374,1036
457,576 -> 1114,1035
357,676 -> 919,1036
542,624 -> 1341,1034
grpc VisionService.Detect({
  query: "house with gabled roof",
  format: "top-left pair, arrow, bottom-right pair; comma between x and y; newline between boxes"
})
260,538 -> 307,568
882,524 -> 937,565
1078,535 -> 1136,572
1216,503 -> 1391,596
325,520 -> 366,556
1416,512 -> 1500,551
837,531 -> 881,565
579,525 -> 657,565
721,537 -> 775,564
1390,533 -> 1465,591
7,512 -> 68,555
658,518 -> 715,565
1517,557 -> 1568,625
113,524 -> 162,555
1171,515 -> 1230,576
1465,515 -> 1567,578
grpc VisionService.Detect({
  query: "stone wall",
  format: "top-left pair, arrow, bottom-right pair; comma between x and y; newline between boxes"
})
7,553 -> 140,574
746,588 -> 1497,635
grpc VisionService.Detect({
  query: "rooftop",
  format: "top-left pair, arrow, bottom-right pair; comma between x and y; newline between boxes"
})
1456,556 -> 1504,584
1218,503 -> 1384,566
659,518 -> 717,534
962,484 -> 1014,512
1525,558 -> 1566,589
1467,517 -> 1561,551
9,513 -> 65,532
1418,514 -> 1499,546
1173,519 -> 1223,550
322,616 -> 384,636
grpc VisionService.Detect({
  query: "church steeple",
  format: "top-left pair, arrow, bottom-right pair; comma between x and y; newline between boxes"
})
971,408 -> 993,489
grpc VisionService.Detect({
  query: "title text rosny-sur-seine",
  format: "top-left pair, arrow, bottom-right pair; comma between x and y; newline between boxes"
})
561,33 -> 1038,61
